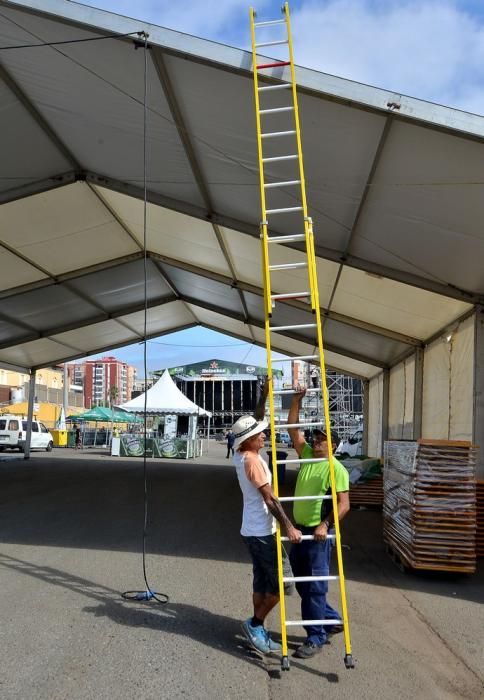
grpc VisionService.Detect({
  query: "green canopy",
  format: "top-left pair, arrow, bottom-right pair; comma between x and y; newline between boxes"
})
68,406 -> 143,423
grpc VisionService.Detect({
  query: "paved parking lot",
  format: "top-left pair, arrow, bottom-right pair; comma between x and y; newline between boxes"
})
1,444 -> 483,699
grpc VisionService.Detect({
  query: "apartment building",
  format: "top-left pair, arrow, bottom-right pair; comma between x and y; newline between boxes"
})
67,357 -> 136,409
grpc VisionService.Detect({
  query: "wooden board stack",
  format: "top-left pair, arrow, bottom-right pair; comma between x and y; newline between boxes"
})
349,475 -> 383,507
383,440 -> 477,573
477,480 -> 484,558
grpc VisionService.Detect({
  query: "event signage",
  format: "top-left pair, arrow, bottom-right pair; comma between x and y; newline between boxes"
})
164,359 -> 282,378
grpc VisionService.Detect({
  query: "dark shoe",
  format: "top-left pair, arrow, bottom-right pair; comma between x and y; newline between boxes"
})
327,624 -> 344,636
294,641 -> 324,659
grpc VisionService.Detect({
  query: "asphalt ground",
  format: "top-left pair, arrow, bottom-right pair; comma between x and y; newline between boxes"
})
0,442 -> 483,700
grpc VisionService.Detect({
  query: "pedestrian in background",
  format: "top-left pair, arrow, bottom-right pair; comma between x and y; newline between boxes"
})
226,429 -> 235,458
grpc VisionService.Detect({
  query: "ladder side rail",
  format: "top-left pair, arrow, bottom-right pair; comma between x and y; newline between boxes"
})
250,7 -> 272,317
308,218 -> 353,662
283,2 -> 317,313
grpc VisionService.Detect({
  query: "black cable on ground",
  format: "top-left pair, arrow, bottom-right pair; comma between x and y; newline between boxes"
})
121,32 -> 168,607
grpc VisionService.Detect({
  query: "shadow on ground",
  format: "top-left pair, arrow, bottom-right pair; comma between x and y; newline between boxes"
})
0,454 -> 482,606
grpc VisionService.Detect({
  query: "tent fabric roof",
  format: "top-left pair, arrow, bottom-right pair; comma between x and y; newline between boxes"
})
68,406 -> 142,423
0,0 -> 482,380
118,369 -> 211,416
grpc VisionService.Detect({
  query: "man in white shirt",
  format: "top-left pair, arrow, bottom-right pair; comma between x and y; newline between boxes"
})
233,409 -> 302,655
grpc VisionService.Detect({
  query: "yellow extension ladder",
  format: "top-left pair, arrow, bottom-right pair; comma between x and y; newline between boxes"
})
249,2 -> 354,671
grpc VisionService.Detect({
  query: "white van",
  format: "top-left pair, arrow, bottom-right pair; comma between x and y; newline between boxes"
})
0,415 -> 54,452
336,429 -> 363,458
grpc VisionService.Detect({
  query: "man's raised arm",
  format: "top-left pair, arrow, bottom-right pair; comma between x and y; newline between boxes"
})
254,377 -> 269,420
288,388 -> 307,457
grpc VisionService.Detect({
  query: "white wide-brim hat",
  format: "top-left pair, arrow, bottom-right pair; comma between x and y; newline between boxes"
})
232,415 -> 268,450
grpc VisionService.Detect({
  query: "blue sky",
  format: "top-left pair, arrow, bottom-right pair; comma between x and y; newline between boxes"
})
77,0 -> 484,375
107,326 -> 289,377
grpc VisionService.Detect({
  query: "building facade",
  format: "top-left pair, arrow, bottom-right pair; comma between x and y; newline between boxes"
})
67,356 -> 136,409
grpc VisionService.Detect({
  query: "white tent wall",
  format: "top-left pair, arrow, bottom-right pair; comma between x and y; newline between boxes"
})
367,372 -> 385,458
422,314 -> 474,442
388,356 -> 416,440
473,307 -> 484,479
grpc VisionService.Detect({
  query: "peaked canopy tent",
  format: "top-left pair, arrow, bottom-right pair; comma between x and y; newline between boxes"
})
118,370 -> 211,417
118,370 -> 211,445
0,0 -> 483,472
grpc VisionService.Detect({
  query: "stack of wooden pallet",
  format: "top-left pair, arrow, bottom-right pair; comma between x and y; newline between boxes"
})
349,475 -> 383,507
477,480 -> 484,558
383,439 -> 477,573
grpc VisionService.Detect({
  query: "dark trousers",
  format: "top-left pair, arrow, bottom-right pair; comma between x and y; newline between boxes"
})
226,446 -> 234,458
289,525 -> 340,645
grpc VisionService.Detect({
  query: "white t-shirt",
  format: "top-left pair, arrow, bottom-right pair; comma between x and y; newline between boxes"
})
233,450 -> 276,537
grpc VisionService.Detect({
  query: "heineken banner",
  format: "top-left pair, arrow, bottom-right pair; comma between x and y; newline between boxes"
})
164,359 -> 282,378
120,435 -> 202,459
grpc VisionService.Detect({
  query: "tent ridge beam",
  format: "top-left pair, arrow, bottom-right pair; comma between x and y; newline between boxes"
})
152,252 -> 420,346
0,292 -> 179,351
326,115 -> 393,313
28,322 -> 199,372
84,172 -> 482,305
182,295 -> 387,369
0,62 -> 81,170
0,171 -> 78,205
150,50 -> 250,324
199,321 -> 368,380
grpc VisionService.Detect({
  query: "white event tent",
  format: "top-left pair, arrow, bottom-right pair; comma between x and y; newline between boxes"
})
119,369 -> 211,417
0,1 -> 484,473
118,370 -> 211,443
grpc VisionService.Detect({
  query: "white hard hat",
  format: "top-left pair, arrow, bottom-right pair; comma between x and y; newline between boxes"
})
232,415 -> 268,450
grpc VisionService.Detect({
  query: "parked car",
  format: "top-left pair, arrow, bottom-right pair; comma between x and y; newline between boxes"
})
0,415 -> 54,452
336,429 -> 363,458
276,431 -> 293,447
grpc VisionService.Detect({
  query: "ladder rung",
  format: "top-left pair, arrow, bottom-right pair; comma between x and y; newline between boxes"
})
256,40 -> 288,48
261,130 -> 296,139
279,495 -> 332,502
276,457 -> 325,464
270,323 -> 316,332
267,206 -> 303,215
281,535 -> 336,542
270,291 -> 309,300
277,421 -> 323,428
284,619 -> 342,626
272,354 -> 318,362
269,262 -> 307,270
262,154 -> 298,163
259,106 -> 294,115
267,233 -> 305,243
258,83 -> 292,92
257,61 -> 291,69
284,575 -> 339,583
254,19 -> 286,27
265,179 -> 300,189
273,387 -> 319,394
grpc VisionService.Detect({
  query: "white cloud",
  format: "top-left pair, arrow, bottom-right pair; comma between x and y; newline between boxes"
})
82,0 -> 271,42
290,0 -> 484,114
81,1 -> 484,112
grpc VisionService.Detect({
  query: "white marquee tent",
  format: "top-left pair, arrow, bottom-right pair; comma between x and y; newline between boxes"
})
0,1 -> 483,474
118,369 -> 211,417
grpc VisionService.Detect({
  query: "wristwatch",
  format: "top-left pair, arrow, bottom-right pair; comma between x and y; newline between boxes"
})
323,519 -> 331,529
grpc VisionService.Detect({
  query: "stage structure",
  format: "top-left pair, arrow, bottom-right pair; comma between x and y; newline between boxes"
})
160,360 -> 283,433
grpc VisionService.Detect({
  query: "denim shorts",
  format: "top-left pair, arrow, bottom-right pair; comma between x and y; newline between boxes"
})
242,534 -> 294,595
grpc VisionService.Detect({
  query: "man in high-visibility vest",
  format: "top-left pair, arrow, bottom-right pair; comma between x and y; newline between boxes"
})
288,388 -> 350,659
